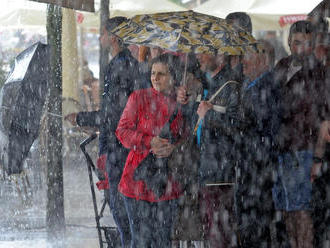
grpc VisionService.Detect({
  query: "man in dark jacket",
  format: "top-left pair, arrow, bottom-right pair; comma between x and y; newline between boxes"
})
196,53 -> 240,184
272,20 -> 327,248
66,17 -> 145,248
273,20 -> 315,89
195,52 -> 240,248
98,17 -> 141,248
237,40 -> 280,248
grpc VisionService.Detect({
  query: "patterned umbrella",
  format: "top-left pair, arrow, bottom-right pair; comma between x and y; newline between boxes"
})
111,10 -> 260,55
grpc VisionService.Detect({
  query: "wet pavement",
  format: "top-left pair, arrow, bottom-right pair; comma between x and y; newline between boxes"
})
0,136 -> 115,248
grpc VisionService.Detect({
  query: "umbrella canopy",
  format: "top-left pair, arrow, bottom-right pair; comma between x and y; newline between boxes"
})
309,0 -> 330,19
111,10 -> 259,55
0,42 -> 49,175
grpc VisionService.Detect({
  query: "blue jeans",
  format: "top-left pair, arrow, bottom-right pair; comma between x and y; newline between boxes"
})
123,196 -> 177,248
272,150 -> 313,211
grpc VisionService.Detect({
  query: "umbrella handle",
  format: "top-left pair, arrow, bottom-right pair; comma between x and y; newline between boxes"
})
181,53 -> 188,86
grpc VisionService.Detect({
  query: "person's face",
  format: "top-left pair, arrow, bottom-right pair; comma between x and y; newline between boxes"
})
289,32 -> 313,61
151,63 -> 173,94
100,27 -> 111,50
242,51 -> 259,81
196,53 -> 217,73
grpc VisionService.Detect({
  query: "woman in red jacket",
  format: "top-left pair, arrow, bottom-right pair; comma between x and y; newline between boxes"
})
116,53 -> 185,247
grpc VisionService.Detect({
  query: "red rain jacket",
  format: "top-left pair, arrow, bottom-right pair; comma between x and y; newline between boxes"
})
116,88 -> 184,202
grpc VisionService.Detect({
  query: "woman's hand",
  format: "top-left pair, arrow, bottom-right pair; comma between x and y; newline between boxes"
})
176,85 -> 189,105
150,136 -> 175,158
197,101 -> 213,118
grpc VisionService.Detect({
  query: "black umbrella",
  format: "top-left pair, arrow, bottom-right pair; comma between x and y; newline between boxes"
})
308,0 -> 330,19
0,42 -> 49,175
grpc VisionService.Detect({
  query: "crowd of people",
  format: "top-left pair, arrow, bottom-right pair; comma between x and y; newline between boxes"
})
66,11 -> 330,248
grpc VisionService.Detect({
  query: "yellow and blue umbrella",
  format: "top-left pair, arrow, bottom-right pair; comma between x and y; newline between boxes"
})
111,10 -> 260,55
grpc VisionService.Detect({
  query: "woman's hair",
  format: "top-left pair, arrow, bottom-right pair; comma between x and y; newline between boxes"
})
150,53 -> 183,85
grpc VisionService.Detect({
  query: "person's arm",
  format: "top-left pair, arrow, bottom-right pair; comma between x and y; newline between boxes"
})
115,92 -> 153,151
311,120 -> 330,182
76,111 -> 101,127
64,111 -> 101,128
91,80 -> 100,111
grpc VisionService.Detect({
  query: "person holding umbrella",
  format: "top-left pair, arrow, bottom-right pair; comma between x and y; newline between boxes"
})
193,52 -> 240,248
177,49 -> 242,248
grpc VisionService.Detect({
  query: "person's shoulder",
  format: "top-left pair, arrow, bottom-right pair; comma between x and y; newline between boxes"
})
258,72 -> 278,94
130,88 -> 152,97
120,49 -> 138,63
224,80 -> 240,92
274,56 -> 293,71
285,69 -> 304,89
260,71 -> 274,83
110,49 -> 133,65
311,61 -> 327,78
127,88 -> 154,106
213,66 -> 229,82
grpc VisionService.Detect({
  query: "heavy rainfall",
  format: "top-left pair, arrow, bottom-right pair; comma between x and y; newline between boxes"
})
0,0 -> 329,248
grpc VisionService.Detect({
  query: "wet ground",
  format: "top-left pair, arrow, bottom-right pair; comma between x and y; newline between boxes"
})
0,135 -> 115,248
1,132 -> 329,248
